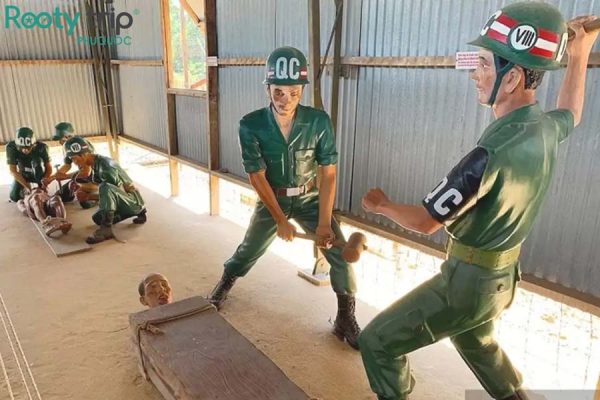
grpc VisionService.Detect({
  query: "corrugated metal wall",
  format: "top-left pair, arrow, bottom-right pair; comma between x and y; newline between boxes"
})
176,95 -> 208,165
216,0 -> 600,299
0,0 -> 101,142
112,0 -> 168,151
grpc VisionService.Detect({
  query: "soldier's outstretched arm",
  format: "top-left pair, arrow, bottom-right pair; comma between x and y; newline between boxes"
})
362,188 -> 442,235
557,16 -> 599,126
43,161 -> 53,179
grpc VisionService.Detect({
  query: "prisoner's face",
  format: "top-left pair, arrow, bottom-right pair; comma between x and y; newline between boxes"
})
140,275 -> 173,308
470,48 -> 497,105
269,84 -> 303,117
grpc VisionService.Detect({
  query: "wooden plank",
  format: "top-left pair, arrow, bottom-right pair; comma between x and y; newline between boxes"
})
172,155 -> 209,172
167,88 -> 207,98
0,59 -> 93,66
30,219 -> 91,257
595,376 -> 600,400
209,174 -> 219,216
110,59 -> 164,67
119,135 -> 169,156
160,0 -> 174,86
307,0 -> 323,109
129,297 -> 309,400
180,5 -> 190,88
330,0 -> 343,130
205,0 -> 220,172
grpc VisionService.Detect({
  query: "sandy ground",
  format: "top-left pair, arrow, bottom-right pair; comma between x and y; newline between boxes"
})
0,180 -> 493,400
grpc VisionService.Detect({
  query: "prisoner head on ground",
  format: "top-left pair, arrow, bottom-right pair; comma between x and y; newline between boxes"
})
139,273 -> 172,308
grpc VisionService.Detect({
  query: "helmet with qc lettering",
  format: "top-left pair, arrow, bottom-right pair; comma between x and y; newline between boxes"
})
263,46 -> 309,85
15,127 -> 36,148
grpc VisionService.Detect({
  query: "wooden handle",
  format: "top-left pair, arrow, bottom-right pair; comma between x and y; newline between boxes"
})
294,231 -> 345,248
568,17 -> 600,40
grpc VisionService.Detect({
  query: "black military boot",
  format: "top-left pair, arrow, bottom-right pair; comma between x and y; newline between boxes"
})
133,208 -> 147,224
500,389 -> 530,400
86,211 -> 115,244
208,271 -> 238,310
333,294 -> 361,350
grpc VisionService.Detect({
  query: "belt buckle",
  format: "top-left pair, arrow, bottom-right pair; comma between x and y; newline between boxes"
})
287,187 -> 301,196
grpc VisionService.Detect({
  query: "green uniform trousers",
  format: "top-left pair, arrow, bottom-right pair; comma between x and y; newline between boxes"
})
92,182 -> 144,225
224,191 -> 357,295
10,168 -> 44,202
358,257 -> 522,400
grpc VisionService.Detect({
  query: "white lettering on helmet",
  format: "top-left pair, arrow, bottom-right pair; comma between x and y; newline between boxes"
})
556,32 -> 568,61
16,137 -> 34,147
275,57 -> 289,79
509,25 -> 537,51
289,58 -> 300,79
70,143 -> 82,153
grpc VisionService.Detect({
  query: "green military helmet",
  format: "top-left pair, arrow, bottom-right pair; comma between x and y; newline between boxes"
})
53,122 -> 75,141
263,46 -> 309,85
469,2 -> 568,70
64,136 -> 92,158
15,127 -> 36,148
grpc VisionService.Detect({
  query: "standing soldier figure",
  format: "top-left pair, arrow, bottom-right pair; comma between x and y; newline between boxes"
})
358,3 -> 598,400
207,47 -> 361,350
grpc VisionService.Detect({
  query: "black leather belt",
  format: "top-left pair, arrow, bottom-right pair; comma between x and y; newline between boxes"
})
274,179 -> 315,197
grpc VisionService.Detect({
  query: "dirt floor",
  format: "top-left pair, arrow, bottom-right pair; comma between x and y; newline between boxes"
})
0,182 -> 501,400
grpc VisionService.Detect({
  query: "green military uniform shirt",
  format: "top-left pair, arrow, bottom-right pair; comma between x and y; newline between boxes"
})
239,104 -> 338,187
6,141 -> 50,178
449,104 -> 573,251
91,155 -> 134,187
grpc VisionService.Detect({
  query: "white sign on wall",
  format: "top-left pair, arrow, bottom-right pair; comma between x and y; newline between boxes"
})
455,51 -> 479,70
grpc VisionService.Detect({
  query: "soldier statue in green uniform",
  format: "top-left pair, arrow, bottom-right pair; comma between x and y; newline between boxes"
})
207,46 -> 361,349
43,122 -> 97,207
63,137 -> 147,244
6,127 -> 52,202
358,3 -> 598,400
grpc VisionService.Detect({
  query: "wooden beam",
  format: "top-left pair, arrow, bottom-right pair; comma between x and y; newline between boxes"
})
307,0 -> 323,109
217,57 -> 265,66
180,5 -> 190,88
161,0 -> 174,87
172,155 -> 210,172
110,59 -> 164,67
341,56 -> 456,67
167,87 -> 207,98
200,0 -> 219,215
330,0 -> 343,130
209,174 -> 219,216
119,135 -> 169,156
0,59 -> 93,66
166,94 -> 179,157
169,158 -> 180,197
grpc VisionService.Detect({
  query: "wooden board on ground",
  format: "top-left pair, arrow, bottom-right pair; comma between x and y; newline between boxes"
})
30,218 -> 91,257
129,296 -> 310,400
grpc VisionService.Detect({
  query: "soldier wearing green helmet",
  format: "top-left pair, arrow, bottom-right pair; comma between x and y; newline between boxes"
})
358,3 -> 598,400
44,122 -> 97,206
6,127 -> 52,202
207,46 -> 362,350
63,136 -> 147,244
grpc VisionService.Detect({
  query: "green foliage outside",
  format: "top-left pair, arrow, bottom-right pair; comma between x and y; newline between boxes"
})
169,0 -> 207,90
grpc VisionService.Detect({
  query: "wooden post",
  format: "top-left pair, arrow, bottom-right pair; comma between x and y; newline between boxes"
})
180,5 -> 189,88
330,0 -> 343,130
594,375 -> 600,400
307,0 -> 323,109
161,0 -> 179,197
205,0 -> 220,215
